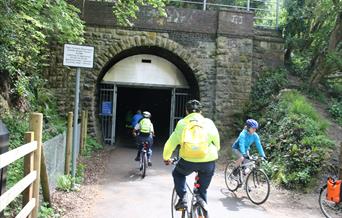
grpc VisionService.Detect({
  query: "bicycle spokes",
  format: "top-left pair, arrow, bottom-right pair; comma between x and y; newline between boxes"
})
245,169 -> 270,205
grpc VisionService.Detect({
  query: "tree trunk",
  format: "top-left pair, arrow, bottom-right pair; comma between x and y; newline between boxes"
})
309,11 -> 342,85
0,71 -> 10,102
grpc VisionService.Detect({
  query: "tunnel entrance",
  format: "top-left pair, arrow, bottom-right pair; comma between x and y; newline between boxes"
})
98,52 -> 198,145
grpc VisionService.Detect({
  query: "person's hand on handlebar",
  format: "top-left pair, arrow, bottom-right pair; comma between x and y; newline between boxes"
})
164,159 -> 172,165
243,154 -> 250,160
164,157 -> 179,165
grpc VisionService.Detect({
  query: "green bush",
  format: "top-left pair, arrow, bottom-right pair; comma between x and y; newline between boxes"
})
245,68 -> 334,189
249,68 -> 288,113
83,136 -> 103,157
259,90 -> 333,189
280,91 -> 328,130
56,175 -> 73,192
75,163 -> 86,184
328,99 -> 342,126
39,202 -> 60,218
57,163 -> 86,192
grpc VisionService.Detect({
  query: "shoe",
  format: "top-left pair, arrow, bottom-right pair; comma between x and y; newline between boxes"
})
232,167 -> 240,177
135,156 -> 140,161
148,161 -> 152,166
175,198 -> 188,211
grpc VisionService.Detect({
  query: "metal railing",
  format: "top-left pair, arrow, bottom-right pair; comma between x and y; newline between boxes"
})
87,0 -> 282,29
168,0 -> 281,28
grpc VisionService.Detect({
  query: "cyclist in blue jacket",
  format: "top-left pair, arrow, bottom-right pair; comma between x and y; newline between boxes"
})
231,119 -> 267,176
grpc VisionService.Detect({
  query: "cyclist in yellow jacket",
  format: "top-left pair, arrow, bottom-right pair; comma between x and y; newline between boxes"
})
163,100 -> 220,211
133,111 -> 154,166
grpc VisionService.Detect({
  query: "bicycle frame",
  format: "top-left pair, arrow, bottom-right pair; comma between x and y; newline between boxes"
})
237,158 -> 257,186
139,141 -> 150,178
140,142 -> 149,161
179,173 -> 208,217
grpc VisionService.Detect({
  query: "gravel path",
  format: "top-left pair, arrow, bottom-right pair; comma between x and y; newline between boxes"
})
51,145 -> 324,218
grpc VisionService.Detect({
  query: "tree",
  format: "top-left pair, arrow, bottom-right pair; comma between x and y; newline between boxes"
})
309,5 -> 342,84
113,0 -> 167,26
282,0 -> 342,85
0,0 -> 84,110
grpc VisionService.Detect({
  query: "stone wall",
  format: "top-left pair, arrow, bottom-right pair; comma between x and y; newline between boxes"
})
253,28 -> 284,79
46,3 -> 284,143
215,37 -> 254,139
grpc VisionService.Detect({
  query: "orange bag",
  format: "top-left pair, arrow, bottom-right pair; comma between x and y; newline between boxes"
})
326,177 -> 342,203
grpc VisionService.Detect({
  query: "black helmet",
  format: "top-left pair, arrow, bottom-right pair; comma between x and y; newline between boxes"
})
186,100 -> 202,113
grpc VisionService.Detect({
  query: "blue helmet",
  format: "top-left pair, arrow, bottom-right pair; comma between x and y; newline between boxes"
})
246,119 -> 259,129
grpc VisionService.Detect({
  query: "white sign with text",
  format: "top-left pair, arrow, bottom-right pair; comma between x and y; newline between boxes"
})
63,44 -> 94,68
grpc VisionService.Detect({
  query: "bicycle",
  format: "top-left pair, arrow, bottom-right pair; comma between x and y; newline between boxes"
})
319,177 -> 342,218
139,141 -> 149,178
224,155 -> 270,205
170,158 -> 209,218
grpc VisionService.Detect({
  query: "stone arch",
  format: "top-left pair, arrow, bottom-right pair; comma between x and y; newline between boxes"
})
82,35 -> 208,137
94,35 -> 206,87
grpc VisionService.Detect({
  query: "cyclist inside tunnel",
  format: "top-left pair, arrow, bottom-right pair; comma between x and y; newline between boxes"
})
133,111 -> 154,166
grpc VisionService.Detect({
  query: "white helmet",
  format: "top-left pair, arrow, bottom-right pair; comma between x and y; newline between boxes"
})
143,111 -> 151,118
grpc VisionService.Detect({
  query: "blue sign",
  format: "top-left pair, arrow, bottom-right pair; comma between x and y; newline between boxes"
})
102,102 -> 112,115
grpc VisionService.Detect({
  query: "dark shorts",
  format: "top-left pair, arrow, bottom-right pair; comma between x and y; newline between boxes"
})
233,148 -> 243,158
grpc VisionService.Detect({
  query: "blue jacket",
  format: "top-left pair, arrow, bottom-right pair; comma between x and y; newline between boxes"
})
232,129 -> 265,157
131,113 -> 143,127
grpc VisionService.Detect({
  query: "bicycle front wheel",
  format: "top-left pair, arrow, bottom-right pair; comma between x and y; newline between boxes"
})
245,169 -> 270,205
171,188 -> 188,218
319,185 -> 342,218
224,161 -> 239,192
191,204 -> 209,218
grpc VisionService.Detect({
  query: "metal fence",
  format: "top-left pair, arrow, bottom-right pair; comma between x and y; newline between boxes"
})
43,124 -> 81,191
168,0 -> 282,28
88,0 -> 282,29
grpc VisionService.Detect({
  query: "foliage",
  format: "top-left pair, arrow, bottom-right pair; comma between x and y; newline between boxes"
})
328,98 -> 342,126
57,163 -> 86,192
113,0 -> 167,26
258,90 -> 334,189
0,0 -> 84,109
75,163 -> 86,184
246,68 -> 288,118
300,84 -> 328,103
39,202 -> 60,218
56,175 -> 74,192
244,67 -> 335,190
281,0 -> 342,84
2,108 -> 65,216
83,136 -> 104,157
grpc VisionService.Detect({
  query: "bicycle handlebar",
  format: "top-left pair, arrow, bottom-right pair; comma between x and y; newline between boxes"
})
171,157 -> 179,165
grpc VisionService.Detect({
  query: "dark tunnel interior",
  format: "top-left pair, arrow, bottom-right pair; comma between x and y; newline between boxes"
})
115,86 -> 171,147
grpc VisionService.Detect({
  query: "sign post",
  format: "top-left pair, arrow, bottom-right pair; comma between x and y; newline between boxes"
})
63,44 -> 94,185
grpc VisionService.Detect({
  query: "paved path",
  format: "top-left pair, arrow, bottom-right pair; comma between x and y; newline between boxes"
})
88,146 -> 322,218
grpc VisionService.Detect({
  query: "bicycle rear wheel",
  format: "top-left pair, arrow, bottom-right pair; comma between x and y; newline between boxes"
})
245,169 -> 270,205
319,185 -> 342,218
171,188 -> 188,218
224,161 -> 240,192
141,152 -> 147,178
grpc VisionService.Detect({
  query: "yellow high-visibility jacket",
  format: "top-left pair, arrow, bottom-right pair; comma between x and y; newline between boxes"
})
163,113 -> 220,163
